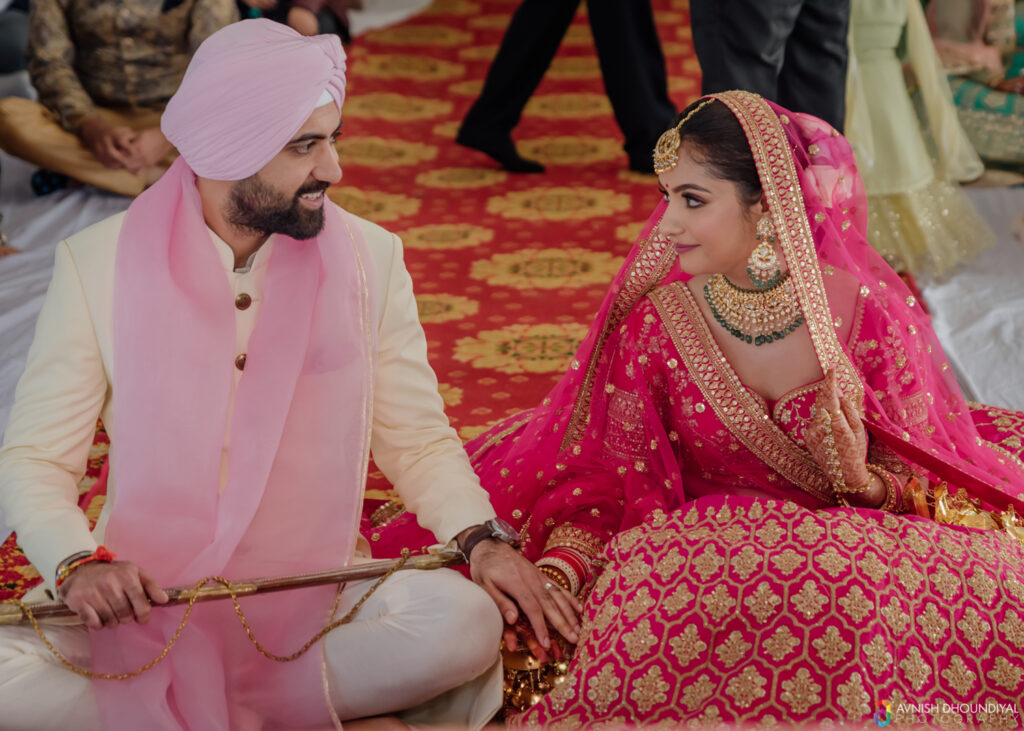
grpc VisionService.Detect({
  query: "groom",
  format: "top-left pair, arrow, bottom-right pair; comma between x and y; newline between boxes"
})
0,19 -> 578,730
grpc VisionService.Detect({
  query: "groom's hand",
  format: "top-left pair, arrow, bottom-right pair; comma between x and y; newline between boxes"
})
466,540 -> 581,658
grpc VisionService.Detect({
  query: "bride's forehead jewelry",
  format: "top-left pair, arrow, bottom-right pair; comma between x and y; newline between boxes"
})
652,98 -> 716,175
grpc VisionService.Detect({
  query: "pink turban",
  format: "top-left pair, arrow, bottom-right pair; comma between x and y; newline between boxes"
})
161,19 -> 347,181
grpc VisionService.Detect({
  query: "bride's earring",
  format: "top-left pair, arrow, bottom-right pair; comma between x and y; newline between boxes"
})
748,217 -> 782,289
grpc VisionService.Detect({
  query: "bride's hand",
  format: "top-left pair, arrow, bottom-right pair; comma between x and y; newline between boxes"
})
503,617 -> 569,665
806,368 -> 872,491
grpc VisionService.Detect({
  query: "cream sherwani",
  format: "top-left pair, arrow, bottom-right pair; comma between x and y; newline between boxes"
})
0,210 -> 503,730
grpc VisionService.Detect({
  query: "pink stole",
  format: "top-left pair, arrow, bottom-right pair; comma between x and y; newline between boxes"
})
95,156 -> 375,729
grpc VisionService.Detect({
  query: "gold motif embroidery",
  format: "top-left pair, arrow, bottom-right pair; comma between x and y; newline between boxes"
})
770,548 -> 805,576
893,559 -> 925,594
762,626 -> 800,662
941,655 -> 978,696
858,552 -> 889,583
619,555 -> 651,587
730,545 -> 763,580
997,609 -> 1024,649
744,581 -> 782,623
918,603 -> 951,646
794,517 -> 826,544
814,545 -> 850,578
967,569 -> 998,604
585,664 -> 622,715
691,545 -> 725,580
629,666 -> 669,714
958,606 -> 993,650
725,666 -> 768,708
899,646 -> 933,691
986,657 -> 1024,692
623,586 -> 657,622
669,623 -> 708,665
881,597 -> 911,633
811,626 -> 851,668
791,580 -> 828,619
862,635 -> 893,676
780,667 -> 821,714
837,585 -> 872,623
701,584 -> 735,622
836,672 -> 871,717
622,619 -> 659,662
680,674 -> 714,711
663,585 -> 697,615
714,631 -> 753,669
928,563 -> 963,601
755,519 -> 786,547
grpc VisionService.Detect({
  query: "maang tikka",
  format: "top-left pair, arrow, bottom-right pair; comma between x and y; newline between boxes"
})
747,216 -> 783,289
652,98 -> 716,174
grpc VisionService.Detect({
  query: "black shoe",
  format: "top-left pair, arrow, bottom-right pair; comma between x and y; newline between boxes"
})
456,128 -> 545,174
31,169 -> 69,196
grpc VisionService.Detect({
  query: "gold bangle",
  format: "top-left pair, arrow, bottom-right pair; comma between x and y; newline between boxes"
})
537,565 -> 572,593
869,464 -> 901,513
834,470 -> 874,495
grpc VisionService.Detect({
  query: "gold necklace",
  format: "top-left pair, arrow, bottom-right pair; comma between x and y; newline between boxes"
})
703,271 -> 804,346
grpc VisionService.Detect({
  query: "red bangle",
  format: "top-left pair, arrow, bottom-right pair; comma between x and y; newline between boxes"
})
55,546 -> 117,588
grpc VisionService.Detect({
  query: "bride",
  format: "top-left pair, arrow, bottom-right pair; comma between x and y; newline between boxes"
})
381,90 -> 1024,726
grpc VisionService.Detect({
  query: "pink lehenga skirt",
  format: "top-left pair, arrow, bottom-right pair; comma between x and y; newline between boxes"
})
513,494 -> 1024,729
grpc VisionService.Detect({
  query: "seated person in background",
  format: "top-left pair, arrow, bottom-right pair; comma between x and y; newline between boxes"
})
238,0 -> 359,42
927,0 -> 1024,170
0,0 -> 237,197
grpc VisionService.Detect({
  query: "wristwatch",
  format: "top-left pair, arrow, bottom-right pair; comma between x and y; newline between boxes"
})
458,518 -> 521,561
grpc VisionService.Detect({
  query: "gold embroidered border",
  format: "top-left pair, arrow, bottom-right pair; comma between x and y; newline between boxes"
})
561,216 -> 678,449
651,282 -> 833,503
981,439 -> 1024,477
712,91 -> 864,410
603,387 -> 647,461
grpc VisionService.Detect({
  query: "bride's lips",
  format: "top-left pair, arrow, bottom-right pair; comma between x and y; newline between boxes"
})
673,243 -> 699,254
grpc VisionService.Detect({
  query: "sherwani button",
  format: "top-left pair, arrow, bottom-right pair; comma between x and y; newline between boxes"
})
235,293 -> 252,310
235,354 -> 247,370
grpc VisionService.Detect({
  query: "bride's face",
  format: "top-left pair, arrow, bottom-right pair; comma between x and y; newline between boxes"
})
657,143 -> 764,280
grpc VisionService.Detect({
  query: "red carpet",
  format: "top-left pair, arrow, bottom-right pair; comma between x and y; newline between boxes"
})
0,0 -> 700,600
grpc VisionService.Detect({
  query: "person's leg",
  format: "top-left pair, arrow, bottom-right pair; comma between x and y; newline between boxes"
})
778,0 -> 850,131
457,0 -> 581,172
586,0 -> 676,171
0,624 -> 102,731
323,567 -> 503,726
0,98 -> 146,196
690,0 -> 803,100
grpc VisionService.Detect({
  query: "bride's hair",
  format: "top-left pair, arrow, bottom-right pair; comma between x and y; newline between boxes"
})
673,99 -> 762,209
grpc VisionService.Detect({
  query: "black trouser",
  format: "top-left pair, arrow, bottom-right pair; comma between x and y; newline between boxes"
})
0,10 -> 29,75
690,0 -> 850,132
460,0 -> 676,165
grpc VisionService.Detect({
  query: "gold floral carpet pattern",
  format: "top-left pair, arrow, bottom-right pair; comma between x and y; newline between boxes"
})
0,0 -> 699,599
